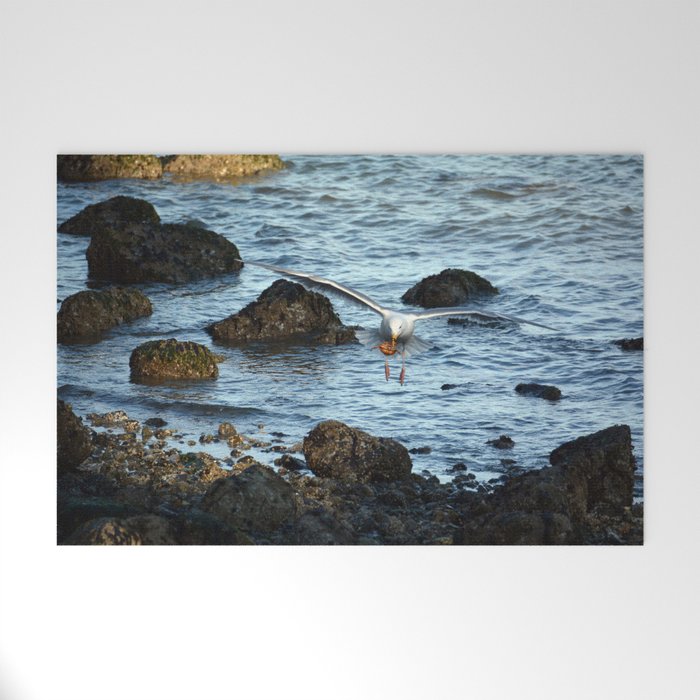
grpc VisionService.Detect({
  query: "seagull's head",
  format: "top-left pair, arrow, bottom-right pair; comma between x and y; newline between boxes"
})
388,317 -> 405,342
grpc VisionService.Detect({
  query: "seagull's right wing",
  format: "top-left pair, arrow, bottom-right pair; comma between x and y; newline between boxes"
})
413,307 -> 557,331
238,259 -> 387,316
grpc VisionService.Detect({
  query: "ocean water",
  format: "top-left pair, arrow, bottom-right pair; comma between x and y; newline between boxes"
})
57,155 -> 644,497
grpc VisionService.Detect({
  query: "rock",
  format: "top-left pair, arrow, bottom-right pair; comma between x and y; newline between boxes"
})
409,446 -> 432,455
144,417 -> 167,427
289,509 -> 356,545
274,454 -> 307,471
441,383 -> 461,390
515,382 -> 562,401
448,462 -> 468,472
461,425 -> 636,544
173,508 -> 253,545
57,287 -> 152,342
217,422 -> 238,438
401,268 -> 498,308
487,434 -> 515,449
614,337 -> 643,351
57,155 -> 163,182
57,400 -> 92,472
161,154 -> 285,179
201,464 -> 297,533
63,514 -> 177,545
303,420 -> 412,483
207,279 -> 356,345
129,339 -> 219,380
58,196 -> 160,236
86,222 -> 242,284
57,494 -> 144,544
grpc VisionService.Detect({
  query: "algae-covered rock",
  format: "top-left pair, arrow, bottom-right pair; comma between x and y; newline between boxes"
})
86,222 -> 243,283
58,196 -> 160,236
303,420 -> 412,483
401,268 -> 498,308
57,155 -> 163,182
207,279 -> 356,345
161,154 -> 285,179
515,382 -> 562,401
130,339 -> 219,380
57,399 -> 92,472
57,287 -> 152,342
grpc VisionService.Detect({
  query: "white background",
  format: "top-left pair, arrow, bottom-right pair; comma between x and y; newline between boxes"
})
1,1 -> 699,698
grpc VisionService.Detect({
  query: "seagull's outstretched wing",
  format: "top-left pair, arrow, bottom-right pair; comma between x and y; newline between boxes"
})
238,259 -> 387,316
412,307 -> 556,331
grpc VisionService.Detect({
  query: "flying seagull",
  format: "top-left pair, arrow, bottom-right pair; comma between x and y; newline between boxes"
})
237,259 -> 555,385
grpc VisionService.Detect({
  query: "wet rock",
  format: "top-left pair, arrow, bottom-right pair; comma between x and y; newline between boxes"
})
57,494 -> 143,544
57,287 -> 152,342
288,508 -> 356,545
409,446 -> 432,455
58,155 -> 163,182
614,337 -> 643,351
57,400 -> 92,472
217,422 -> 238,438
201,464 -> 297,533
58,196 -> 160,236
274,454 -> 307,471
130,339 -> 219,380
487,434 -> 515,449
144,417 -> 167,427
173,508 -> 253,545
401,268 -> 498,308
161,154 -> 285,179
87,410 -> 140,432
441,383 -> 461,390
303,420 -> 412,483
86,222 -> 242,284
64,514 -> 177,545
448,462 -> 468,472
207,279 -> 356,345
462,425 -> 637,545
515,382 -> 562,401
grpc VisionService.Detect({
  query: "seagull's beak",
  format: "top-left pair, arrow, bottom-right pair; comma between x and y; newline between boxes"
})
391,333 -> 398,343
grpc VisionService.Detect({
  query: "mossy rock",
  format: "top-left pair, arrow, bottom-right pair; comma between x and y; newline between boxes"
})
57,399 -> 92,472
57,155 -> 163,182
58,287 -> 152,342
130,339 -> 220,381
401,268 -> 498,308
161,154 -> 285,180
58,196 -> 160,236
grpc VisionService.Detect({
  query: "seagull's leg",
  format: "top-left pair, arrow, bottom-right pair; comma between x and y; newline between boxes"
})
384,357 -> 390,381
399,351 -> 406,385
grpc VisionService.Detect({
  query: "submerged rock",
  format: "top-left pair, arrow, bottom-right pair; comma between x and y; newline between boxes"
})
161,154 -> 285,179
461,425 -> 637,545
57,155 -> 163,182
401,268 -> 498,308
303,420 -> 412,483
57,287 -> 152,342
57,400 -> 92,472
86,222 -> 243,284
130,339 -> 219,380
487,435 -> 515,449
614,337 -> 643,351
201,464 -> 297,532
515,382 -> 562,401
207,279 -> 356,345
58,196 -> 160,236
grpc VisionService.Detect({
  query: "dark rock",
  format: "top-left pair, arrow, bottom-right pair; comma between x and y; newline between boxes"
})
57,495 -> 143,544
144,417 -> 167,427
462,425 -> 636,545
173,508 -> 253,545
515,382 -> 562,401
288,509 -> 356,545
64,515 -> 177,545
58,155 -> 163,182
409,446 -> 432,455
487,434 -> 515,449
401,268 -> 498,308
303,420 -> 412,483
86,222 -> 242,284
57,287 -> 152,342
274,454 -> 307,471
217,422 -> 238,438
614,337 -> 643,351
441,383 -> 461,390
57,400 -> 92,472
207,279 -> 356,345
58,196 -> 160,236
201,464 -> 297,533
161,154 -> 285,179
130,339 -> 219,380
448,462 -> 468,472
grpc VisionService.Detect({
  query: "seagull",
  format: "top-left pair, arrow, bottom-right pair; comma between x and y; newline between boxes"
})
237,259 -> 555,385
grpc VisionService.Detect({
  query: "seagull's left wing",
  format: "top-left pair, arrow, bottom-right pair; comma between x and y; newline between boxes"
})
412,307 -> 557,331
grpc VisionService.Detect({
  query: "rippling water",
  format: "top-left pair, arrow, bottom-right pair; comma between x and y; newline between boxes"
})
57,155 -> 644,497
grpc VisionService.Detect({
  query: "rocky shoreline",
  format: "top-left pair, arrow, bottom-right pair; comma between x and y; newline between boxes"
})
57,401 -> 643,546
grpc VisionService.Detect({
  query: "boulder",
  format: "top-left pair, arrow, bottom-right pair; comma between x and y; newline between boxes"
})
57,287 -> 152,342
303,420 -> 412,483
57,400 -> 92,472
63,515 -> 177,545
201,464 -> 297,533
401,268 -> 498,308
161,154 -> 285,179
515,382 -> 562,401
207,279 -> 356,345
57,155 -> 163,182
487,435 -> 515,449
86,222 -> 243,284
58,196 -> 160,236
461,425 -> 636,544
130,339 -> 219,380
614,337 -> 643,351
